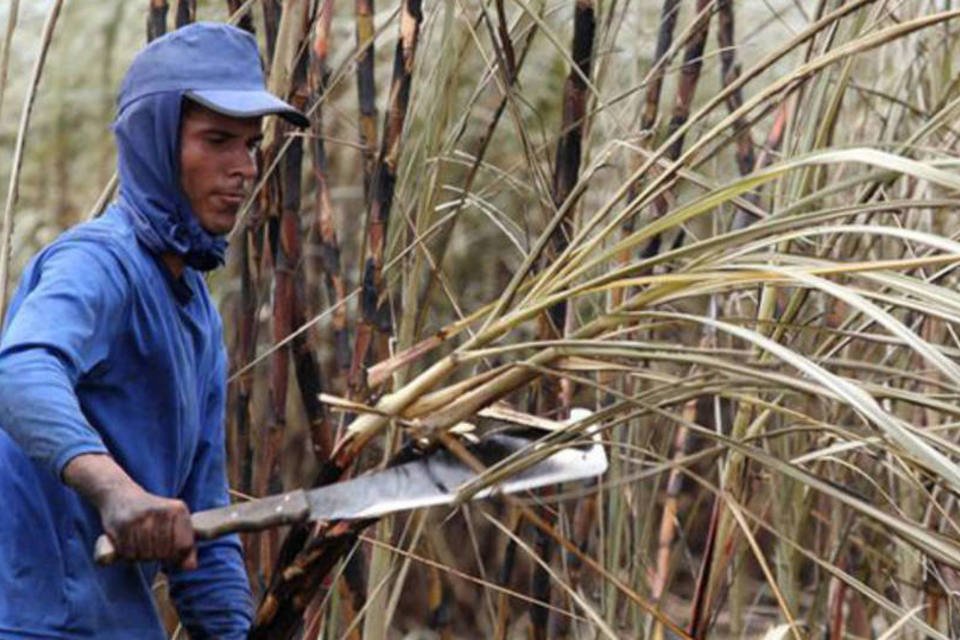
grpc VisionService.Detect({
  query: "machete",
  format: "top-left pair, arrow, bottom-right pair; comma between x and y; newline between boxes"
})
94,428 -> 607,564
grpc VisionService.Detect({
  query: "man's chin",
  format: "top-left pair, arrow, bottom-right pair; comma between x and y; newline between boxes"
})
199,217 -> 237,236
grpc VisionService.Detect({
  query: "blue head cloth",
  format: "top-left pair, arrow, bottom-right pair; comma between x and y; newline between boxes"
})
112,22 -> 307,271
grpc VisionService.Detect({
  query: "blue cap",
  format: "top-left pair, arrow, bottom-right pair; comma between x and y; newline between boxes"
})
118,22 -> 309,128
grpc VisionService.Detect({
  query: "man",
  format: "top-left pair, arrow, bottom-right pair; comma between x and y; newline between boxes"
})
0,23 -> 307,638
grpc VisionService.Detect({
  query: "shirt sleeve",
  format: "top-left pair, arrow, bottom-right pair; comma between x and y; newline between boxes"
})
0,244 -> 126,477
167,338 -> 253,639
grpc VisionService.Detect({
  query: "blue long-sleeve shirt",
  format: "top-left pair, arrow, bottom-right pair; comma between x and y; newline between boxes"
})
0,205 -> 253,638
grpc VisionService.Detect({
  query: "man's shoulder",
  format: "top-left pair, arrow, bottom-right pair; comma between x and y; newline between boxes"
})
55,207 -> 136,252
19,210 -> 146,299
38,208 -> 147,273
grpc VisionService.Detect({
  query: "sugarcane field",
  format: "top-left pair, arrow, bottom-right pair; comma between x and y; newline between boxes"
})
3,0 -> 960,638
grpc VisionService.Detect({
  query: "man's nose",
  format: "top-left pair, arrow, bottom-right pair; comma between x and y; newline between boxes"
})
232,148 -> 258,181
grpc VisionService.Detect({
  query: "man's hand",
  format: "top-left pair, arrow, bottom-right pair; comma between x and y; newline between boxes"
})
63,453 -> 198,570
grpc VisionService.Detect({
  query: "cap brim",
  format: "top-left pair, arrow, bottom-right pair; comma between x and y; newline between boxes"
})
185,89 -> 309,128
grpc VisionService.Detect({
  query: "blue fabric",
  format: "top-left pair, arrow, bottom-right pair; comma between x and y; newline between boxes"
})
114,91 -> 226,271
119,23 -> 270,112
120,22 -> 308,128
0,23 -> 255,639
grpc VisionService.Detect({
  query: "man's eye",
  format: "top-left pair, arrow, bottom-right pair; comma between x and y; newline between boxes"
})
206,135 -> 228,145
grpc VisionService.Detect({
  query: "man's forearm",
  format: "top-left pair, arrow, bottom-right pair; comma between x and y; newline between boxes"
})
62,453 -> 139,510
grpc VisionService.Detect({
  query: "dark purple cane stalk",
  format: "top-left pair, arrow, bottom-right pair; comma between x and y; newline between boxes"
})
355,0 -> 378,205
226,0 -> 255,32
309,0 -> 351,392
147,0 -> 167,42
175,0 -> 196,28
532,3 -> 595,638
348,0 -> 423,395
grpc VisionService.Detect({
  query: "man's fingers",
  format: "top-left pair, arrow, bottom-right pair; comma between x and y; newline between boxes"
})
126,518 -> 146,560
171,504 -> 196,568
112,528 -> 132,559
179,547 -> 198,572
158,512 -> 175,559
141,512 -> 158,560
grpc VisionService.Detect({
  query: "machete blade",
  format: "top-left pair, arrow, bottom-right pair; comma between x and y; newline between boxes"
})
305,433 -> 607,521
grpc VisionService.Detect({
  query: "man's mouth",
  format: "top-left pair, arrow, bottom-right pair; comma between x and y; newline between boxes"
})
216,192 -> 246,208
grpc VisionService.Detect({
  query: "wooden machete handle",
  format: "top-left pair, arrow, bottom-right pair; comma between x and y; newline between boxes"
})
94,489 -> 311,565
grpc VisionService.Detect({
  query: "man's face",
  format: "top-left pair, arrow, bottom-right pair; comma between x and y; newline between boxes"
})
179,102 -> 262,236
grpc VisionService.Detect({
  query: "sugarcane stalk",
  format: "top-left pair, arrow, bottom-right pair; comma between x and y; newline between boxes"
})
647,396 -> 697,637
147,0 -> 167,42
355,0 -> 378,204
494,509 -> 523,640
756,99 -> 790,171
666,0 -> 713,159
529,520 -> 554,640
687,492 -> 720,637
536,0 -> 595,395
175,0 -> 196,28
544,0 -> 594,365
354,9 -> 424,637
226,0 -> 256,32
426,550 -> 453,639
715,0 -> 765,234
627,0 -> 680,186
493,0 -> 516,79
309,0 -> 350,391
826,557 -> 847,639
287,51 -> 334,468
548,0 -> 594,247
251,519 -> 372,639
223,0 -> 264,558
249,0 -> 289,587
339,544 -> 369,639
716,0 -> 753,176
224,0 -> 258,493
263,0 -> 282,67
615,0 -> 679,306
530,3 -> 595,637
264,0 -> 311,531
301,5 -> 366,636
253,171 -> 284,578
642,1 -> 681,136
222,0 -> 265,578
0,0 -> 19,122
230,231 -> 261,490
348,0 -> 424,393
637,0 -> 713,259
